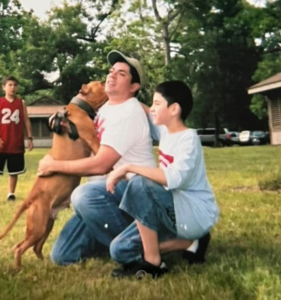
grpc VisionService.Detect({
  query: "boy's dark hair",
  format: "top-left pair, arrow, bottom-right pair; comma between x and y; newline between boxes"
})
155,80 -> 193,121
2,75 -> 19,86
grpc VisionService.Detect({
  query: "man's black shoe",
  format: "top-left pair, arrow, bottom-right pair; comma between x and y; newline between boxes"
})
112,260 -> 169,279
182,233 -> 211,265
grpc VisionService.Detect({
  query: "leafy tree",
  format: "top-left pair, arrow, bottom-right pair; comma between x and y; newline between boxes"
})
0,0 -> 40,96
168,0 -> 265,130
40,0 -> 120,103
105,0 -> 268,131
0,0 -> 23,55
249,0 -> 281,119
103,0 -> 168,104
1,0 -> 119,103
1,0 -> 280,132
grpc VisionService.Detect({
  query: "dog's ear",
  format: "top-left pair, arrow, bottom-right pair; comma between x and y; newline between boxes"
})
79,84 -> 90,95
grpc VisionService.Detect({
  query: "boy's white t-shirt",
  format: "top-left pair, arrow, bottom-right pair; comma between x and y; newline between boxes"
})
94,98 -> 156,173
151,122 -> 219,239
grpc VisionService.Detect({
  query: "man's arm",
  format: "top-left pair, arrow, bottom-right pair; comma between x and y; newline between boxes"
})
22,100 -> 33,151
38,144 -> 121,177
139,102 -> 161,142
139,102 -> 150,115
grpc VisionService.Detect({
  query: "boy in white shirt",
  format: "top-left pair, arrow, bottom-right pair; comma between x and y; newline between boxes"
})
106,80 -> 219,278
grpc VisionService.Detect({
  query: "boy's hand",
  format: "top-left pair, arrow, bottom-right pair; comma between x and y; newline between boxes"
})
106,165 -> 128,194
0,138 -> 3,149
37,154 -> 55,177
27,139 -> 33,151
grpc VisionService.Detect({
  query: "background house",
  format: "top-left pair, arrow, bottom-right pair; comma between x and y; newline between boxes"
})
248,72 -> 281,146
26,97 -> 65,148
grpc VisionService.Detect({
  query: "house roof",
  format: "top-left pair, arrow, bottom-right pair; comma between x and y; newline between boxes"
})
27,97 -> 65,117
27,105 -> 65,117
28,96 -> 64,106
248,72 -> 281,94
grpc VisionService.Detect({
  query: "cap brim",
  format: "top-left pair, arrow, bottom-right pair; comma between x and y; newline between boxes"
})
107,51 -> 127,66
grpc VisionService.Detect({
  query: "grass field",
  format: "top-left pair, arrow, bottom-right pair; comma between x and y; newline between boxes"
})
0,146 -> 280,300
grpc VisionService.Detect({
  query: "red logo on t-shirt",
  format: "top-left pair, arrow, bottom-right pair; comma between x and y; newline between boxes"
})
158,149 -> 174,168
94,114 -> 105,141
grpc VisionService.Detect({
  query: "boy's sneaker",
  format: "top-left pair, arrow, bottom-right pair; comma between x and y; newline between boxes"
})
182,233 -> 211,265
111,260 -> 169,279
7,193 -> 16,201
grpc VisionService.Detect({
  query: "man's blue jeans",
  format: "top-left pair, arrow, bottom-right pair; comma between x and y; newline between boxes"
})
51,178 -> 131,265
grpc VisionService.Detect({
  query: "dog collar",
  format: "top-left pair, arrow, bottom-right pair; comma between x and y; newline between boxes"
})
70,97 -> 96,119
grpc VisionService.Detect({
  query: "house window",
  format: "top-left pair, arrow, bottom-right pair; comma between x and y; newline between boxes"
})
41,119 -> 51,137
31,118 -> 40,137
30,118 -> 52,138
271,98 -> 281,131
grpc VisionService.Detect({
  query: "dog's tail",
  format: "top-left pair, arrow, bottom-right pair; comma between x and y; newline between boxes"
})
0,202 -> 28,240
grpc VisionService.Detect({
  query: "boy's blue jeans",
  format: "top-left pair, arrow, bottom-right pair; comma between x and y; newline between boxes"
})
51,178 -> 131,265
110,175 -> 177,264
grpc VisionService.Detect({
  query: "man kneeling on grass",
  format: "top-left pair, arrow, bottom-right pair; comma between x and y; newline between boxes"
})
106,80 -> 219,279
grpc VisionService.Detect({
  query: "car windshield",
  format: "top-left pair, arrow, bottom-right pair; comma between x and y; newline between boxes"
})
253,131 -> 264,137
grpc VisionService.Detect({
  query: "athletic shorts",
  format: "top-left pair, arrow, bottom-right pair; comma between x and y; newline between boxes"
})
0,153 -> 26,175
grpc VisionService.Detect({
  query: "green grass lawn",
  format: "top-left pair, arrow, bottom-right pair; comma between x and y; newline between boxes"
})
0,146 -> 280,300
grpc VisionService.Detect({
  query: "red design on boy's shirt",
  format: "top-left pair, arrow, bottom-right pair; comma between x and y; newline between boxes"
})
94,114 -> 105,141
158,149 -> 174,168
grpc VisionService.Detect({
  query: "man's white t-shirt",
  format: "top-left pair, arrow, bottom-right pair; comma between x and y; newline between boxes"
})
151,122 -> 219,239
94,98 -> 156,174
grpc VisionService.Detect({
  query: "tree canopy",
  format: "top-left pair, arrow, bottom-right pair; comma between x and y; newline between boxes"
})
1,0 -> 280,129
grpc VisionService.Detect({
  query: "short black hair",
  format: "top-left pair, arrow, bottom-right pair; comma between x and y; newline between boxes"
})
154,80 -> 193,121
2,75 -> 19,86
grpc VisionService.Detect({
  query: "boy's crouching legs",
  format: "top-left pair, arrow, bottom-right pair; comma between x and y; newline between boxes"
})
110,221 -> 143,265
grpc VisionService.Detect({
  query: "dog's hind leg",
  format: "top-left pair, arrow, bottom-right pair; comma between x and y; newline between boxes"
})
14,237 -> 38,269
33,217 -> 55,260
14,203 -> 50,268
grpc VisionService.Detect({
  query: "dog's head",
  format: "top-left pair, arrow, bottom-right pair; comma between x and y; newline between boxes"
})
79,81 -> 108,111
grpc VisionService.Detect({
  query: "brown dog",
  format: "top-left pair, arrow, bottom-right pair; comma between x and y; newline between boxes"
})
0,81 -> 108,268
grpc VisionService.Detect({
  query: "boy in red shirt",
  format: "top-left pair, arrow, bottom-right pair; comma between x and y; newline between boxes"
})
0,76 -> 33,201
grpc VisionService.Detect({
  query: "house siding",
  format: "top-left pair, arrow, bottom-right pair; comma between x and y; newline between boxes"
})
268,96 -> 281,145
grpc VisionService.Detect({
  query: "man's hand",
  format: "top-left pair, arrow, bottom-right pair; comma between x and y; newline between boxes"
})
106,165 -> 128,194
37,154 -> 55,177
0,138 -> 3,149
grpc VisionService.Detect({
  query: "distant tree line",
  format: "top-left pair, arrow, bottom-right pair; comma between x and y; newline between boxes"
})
0,0 -> 280,130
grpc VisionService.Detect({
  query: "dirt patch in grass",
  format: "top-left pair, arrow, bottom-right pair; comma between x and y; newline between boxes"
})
230,185 -> 280,193
230,186 -> 260,192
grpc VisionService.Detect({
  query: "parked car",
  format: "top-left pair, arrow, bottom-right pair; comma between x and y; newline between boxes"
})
228,131 -> 241,145
239,131 -> 270,145
196,128 -> 232,147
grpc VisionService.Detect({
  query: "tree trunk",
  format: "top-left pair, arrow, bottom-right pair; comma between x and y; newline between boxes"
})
163,24 -> 171,65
